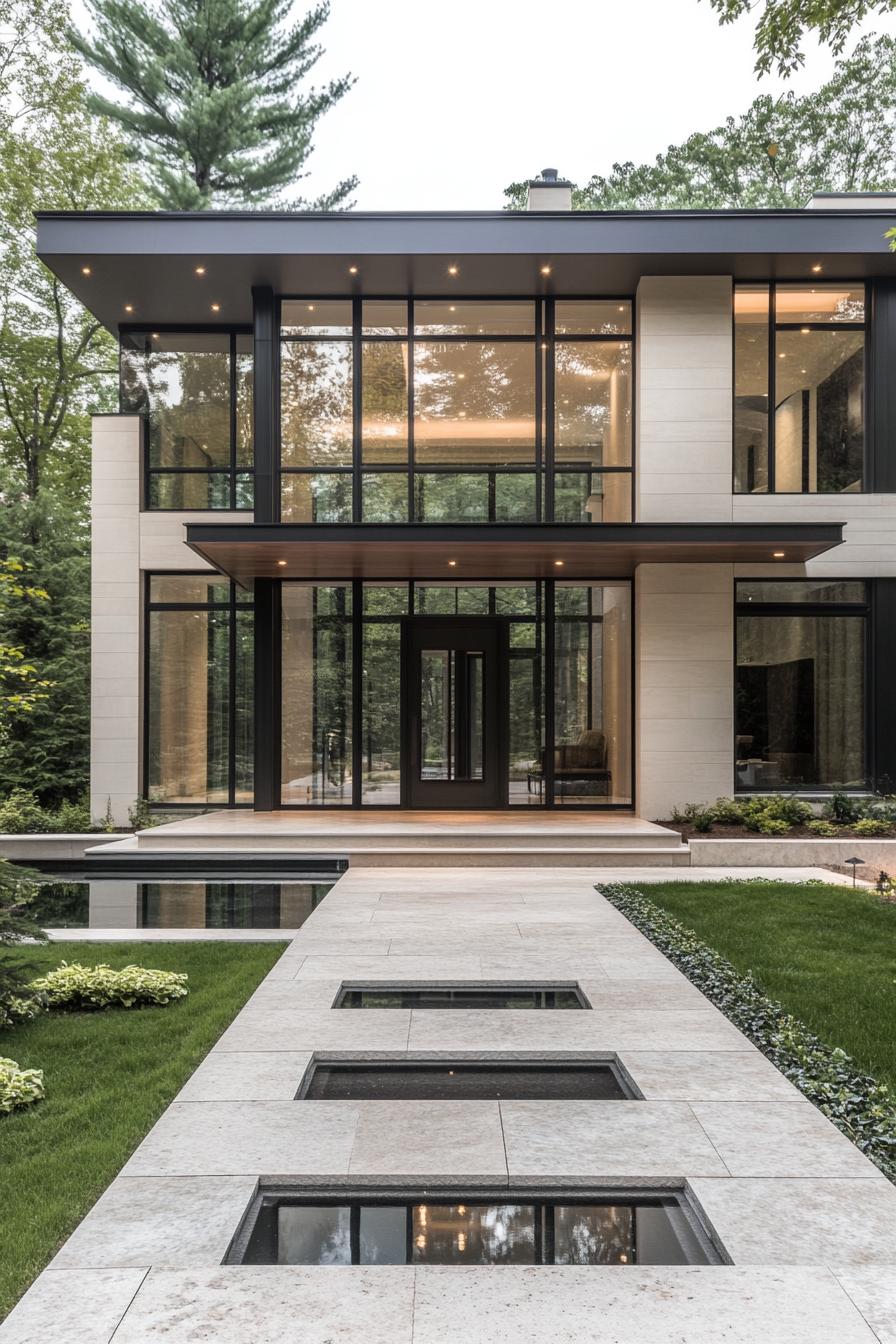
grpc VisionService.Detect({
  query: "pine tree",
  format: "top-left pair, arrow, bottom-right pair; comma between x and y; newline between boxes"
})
70,0 -> 357,210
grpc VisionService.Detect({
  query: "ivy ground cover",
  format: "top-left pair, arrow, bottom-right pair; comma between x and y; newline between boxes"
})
0,939 -> 286,1319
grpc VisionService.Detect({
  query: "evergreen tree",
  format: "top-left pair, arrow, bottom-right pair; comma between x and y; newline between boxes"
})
70,0 -> 357,209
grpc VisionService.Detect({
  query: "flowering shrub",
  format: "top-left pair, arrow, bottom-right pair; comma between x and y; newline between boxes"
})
0,1056 -> 44,1113
29,962 -> 188,1012
600,882 -> 896,1183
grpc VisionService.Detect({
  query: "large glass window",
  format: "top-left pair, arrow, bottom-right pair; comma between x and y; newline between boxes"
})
281,585 -> 352,805
734,284 -> 865,494
121,331 -> 253,510
735,580 -> 868,790
146,576 -> 253,805
279,299 -> 632,523
553,584 -> 632,806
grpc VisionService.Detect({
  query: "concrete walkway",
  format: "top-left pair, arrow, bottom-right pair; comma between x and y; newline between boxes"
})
4,866 -> 896,1342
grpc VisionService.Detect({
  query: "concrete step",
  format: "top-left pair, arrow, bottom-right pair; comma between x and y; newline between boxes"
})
132,827 -> 682,853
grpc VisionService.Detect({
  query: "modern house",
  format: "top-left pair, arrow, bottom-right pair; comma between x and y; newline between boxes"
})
34,179 -> 896,826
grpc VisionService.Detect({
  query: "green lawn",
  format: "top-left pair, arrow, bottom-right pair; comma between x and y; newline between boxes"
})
635,880 -> 896,1091
0,939 -> 286,1319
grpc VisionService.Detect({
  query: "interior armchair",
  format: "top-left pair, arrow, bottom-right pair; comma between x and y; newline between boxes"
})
545,729 -> 612,797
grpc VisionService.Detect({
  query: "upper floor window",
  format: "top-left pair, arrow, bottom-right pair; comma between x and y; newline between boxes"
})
121,331 -> 253,510
278,299 -> 632,523
734,284 -> 865,494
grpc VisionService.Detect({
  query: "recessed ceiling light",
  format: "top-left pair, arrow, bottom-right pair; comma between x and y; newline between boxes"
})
195,266 -> 206,275
773,551 -> 785,559
554,559 -> 565,567
800,326 -> 810,333
541,341 -> 548,350
448,559 -> 457,567
457,372 -> 465,379
277,559 -> 287,566
308,304 -> 315,311
447,265 -> 459,276
778,352 -> 786,359
618,305 -> 625,312
81,265 -> 91,276
124,304 -> 134,313
540,265 -> 551,275
211,303 -> 221,312
348,265 -> 358,274
151,332 -> 159,339
811,264 -> 822,273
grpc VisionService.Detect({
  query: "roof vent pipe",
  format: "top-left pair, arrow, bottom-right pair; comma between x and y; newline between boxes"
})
526,168 -> 573,212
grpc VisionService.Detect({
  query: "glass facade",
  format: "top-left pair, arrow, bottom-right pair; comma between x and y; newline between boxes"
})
122,331 -> 253,509
279,299 -> 633,523
279,580 -> 631,808
735,580 -> 868,791
734,284 -> 865,493
145,576 -> 254,805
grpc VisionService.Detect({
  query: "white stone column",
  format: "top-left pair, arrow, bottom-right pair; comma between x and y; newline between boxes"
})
636,276 -> 733,522
636,563 -> 734,820
90,415 -> 142,825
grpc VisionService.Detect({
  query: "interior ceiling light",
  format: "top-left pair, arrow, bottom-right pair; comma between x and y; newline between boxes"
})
447,265 -> 459,275
211,303 -> 221,312
800,326 -> 810,333
554,559 -> 565,567
448,559 -> 457,567
277,559 -> 287,566
124,304 -> 134,313
349,265 -> 359,274
811,264 -> 823,273
540,265 -> 552,275
773,551 -> 785,558
308,304 -> 315,311
81,265 -> 91,276
195,266 -> 206,275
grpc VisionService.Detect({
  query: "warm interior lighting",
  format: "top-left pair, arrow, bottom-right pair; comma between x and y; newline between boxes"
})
540,265 -> 552,275
773,551 -> 786,558
447,265 -> 459,275
277,559 -> 287,567
195,266 -> 206,275
81,265 -> 91,275
349,265 -> 359,274
211,303 -> 221,312
124,304 -> 133,313
800,326 -> 810,333
447,559 -> 457,567
554,559 -> 565,567
307,304 -> 315,311
151,332 -> 159,339
812,264 -> 823,273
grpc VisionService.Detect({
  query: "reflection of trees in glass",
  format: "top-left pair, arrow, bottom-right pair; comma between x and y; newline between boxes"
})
361,343 -> 408,462
280,342 -> 352,467
414,341 -> 535,466
121,340 -> 230,467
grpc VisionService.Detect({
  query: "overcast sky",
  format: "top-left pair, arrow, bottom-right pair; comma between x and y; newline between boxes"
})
69,0 -> 896,211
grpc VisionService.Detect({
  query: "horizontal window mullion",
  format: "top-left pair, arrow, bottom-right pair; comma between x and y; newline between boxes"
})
736,605 -> 868,617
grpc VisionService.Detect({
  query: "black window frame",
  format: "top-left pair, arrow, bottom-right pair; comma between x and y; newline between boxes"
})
119,324 -> 255,513
277,297 -> 634,525
733,577 -> 871,794
732,282 -> 868,495
143,571 -> 255,810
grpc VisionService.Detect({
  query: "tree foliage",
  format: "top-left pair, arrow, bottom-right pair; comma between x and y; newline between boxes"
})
505,36 -> 896,210
705,0 -> 896,76
0,0 -> 144,803
70,0 -> 357,209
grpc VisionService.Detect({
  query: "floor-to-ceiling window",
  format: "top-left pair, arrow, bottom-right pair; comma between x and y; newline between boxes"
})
278,299 -> 632,522
279,579 -> 631,808
121,330 -> 253,509
733,284 -> 865,494
145,575 -> 254,805
735,579 -> 868,790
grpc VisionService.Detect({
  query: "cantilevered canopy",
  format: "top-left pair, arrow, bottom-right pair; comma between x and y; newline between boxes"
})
185,522 -> 844,588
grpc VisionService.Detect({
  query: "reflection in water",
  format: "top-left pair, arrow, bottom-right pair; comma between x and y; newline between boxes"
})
23,878 -> 334,930
252,1198 -> 713,1266
411,1203 -> 536,1265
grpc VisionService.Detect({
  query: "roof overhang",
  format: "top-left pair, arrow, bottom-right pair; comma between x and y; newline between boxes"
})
35,208 -> 896,331
185,522 -> 845,588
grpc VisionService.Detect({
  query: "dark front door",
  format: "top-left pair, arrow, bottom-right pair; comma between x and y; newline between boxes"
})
402,617 -> 508,808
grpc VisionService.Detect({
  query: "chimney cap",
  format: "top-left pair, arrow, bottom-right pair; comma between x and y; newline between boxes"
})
529,166 -> 572,187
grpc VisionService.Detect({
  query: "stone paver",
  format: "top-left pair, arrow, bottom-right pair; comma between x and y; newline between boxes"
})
3,864 -> 894,1343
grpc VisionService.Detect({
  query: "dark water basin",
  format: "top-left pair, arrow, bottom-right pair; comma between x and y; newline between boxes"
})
300,1060 -> 634,1100
334,984 -> 589,1009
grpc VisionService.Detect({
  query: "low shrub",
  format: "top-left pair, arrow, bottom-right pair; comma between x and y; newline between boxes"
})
601,883 -> 896,1182
29,962 -> 189,1012
708,797 -> 748,826
824,792 -> 864,825
853,818 -> 896,838
0,1057 -> 44,1114
755,816 -> 791,836
807,820 -> 841,837
0,790 -> 47,834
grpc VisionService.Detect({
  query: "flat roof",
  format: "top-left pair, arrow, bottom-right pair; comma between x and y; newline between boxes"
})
35,207 -> 896,330
185,521 -> 844,587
